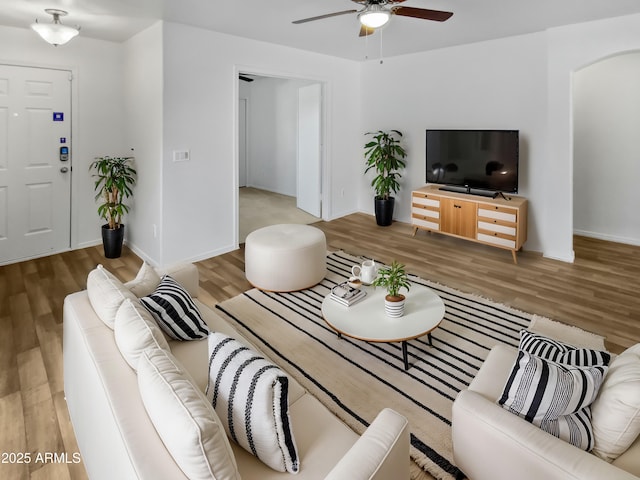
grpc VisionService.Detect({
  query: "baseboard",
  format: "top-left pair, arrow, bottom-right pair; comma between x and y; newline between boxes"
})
574,229 -> 640,247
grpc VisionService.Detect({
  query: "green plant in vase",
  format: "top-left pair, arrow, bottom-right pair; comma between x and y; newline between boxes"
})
364,130 -> 407,226
89,155 -> 136,258
372,260 -> 411,317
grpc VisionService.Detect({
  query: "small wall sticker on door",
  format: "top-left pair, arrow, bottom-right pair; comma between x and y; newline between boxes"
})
53,112 -> 64,121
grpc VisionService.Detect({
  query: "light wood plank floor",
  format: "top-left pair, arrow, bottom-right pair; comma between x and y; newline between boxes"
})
1,212 -> 638,479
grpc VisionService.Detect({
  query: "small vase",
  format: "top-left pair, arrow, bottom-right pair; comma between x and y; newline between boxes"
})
384,294 -> 405,318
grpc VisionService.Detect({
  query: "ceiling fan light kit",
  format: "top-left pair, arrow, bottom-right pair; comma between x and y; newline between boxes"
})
359,5 -> 391,29
31,9 -> 80,46
293,1 -> 452,37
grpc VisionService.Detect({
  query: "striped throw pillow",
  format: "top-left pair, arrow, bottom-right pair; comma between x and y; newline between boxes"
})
205,333 -> 299,473
140,275 -> 209,340
520,330 -> 611,366
498,350 -> 608,450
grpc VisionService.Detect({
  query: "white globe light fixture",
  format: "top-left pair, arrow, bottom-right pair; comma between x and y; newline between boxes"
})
31,9 -> 80,47
358,4 -> 391,29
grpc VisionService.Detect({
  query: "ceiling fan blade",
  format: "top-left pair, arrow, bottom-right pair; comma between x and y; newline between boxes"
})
358,25 -> 375,37
391,6 -> 453,22
292,10 -> 357,24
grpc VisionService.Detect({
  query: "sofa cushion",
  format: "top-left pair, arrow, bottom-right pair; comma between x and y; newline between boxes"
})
138,348 -> 240,480
124,261 -> 161,297
87,264 -> 138,329
206,332 -> 299,474
140,275 -> 209,340
591,346 -> 640,462
520,330 -> 611,366
498,350 -> 608,450
114,298 -> 170,371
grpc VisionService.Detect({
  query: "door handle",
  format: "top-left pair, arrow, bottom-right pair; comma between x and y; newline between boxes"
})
60,167 -> 69,173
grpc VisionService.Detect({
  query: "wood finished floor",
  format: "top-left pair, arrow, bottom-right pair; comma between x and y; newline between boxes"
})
1,212 -> 638,479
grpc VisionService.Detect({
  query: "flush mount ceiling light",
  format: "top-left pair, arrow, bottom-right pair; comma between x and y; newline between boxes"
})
31,9 -> 80,46
358,4 -> 391,29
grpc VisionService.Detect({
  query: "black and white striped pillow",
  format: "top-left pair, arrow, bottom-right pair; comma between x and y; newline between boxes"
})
140,275 -> 209,340
520,330 -> 611,366
498,350 -> 608,450
205,332 -> 299,474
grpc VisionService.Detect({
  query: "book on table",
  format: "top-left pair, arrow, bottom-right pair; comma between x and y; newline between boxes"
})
330,282 -> 366,307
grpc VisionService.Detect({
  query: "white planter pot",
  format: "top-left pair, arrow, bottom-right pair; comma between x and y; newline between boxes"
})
384,295 -> 405,318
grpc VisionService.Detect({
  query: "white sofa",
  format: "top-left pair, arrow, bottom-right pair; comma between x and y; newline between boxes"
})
452,344 -> 640,480
63,263 -> 409,479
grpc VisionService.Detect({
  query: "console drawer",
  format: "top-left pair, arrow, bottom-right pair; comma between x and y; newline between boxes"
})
478,221 -> 516,236
478,207 -> 517,223
478,232 -> 516,249
412,195 -> 440,208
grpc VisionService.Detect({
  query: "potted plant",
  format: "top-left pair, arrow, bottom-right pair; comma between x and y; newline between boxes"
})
372,260 -> 411,317
89,156 -> 136,258
364,129 -> 407,226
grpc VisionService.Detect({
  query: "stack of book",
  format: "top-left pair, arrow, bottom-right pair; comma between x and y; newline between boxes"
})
329,282 -> 366,307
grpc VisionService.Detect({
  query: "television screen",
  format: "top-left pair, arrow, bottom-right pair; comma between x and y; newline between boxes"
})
425,130 -> 519,194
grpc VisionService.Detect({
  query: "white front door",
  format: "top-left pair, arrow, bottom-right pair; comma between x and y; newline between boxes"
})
297,83 -> 322,218
0,65 -> 72,265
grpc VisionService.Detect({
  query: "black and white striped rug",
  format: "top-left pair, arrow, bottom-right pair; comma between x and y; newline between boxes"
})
214,251 -> 585,479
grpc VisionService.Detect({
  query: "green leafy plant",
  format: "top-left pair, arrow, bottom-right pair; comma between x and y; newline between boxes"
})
89,156 -> 136,230
364,130 -> 407,200
372,260 -> 411,300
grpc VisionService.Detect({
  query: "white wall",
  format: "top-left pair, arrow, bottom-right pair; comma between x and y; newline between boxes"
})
573,52 -> 640,246
0,25 -> 127,251
123,22 -> 164,264
159,22 -> 361,265
245,77 -> 316,196
361,32 -> 548,253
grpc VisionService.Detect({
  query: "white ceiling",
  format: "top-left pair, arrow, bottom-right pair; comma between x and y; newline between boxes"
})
4,0 -> 640,60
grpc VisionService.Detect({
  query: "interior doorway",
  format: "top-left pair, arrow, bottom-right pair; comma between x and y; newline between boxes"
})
237,72 -> 323,243
572,52 -> 640,249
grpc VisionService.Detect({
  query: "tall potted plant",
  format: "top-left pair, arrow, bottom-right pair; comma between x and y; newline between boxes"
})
372,260 -> 411,317
364,130 -> 407,226
90,156 -> 136,258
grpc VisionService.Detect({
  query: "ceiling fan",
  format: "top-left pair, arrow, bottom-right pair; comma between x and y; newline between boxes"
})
292,0 -> 453,36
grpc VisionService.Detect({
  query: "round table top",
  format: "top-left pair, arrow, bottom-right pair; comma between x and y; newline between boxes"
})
321,283 -> 445,343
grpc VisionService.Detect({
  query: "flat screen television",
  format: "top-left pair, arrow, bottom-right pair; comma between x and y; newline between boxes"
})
425,129 -> 519,196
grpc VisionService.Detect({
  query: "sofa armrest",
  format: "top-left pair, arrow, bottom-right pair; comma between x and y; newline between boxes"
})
324,408 -> 409,480
452,389 -> 639,480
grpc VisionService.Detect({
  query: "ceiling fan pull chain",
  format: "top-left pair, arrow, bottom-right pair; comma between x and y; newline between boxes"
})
379,28 -> 384,64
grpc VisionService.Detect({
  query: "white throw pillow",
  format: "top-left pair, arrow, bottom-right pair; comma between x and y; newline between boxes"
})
124,261 -> 161,297
206,332 -> 299,473
498,350 -> 608,451
87,264 -> 138,329
138,348 -> 240,480
591,348 -> 640,462
114,298 -> 170,371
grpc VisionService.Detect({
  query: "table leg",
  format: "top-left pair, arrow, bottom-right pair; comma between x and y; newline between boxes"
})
402,341 -> 409,370
428,332 -> 433,346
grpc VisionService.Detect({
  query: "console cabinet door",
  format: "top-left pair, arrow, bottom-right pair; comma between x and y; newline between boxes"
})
440,198 -> 477,239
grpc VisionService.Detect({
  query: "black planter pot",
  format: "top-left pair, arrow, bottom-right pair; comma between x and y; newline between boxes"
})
102,224 -> 125,259
374,197 -> 395,226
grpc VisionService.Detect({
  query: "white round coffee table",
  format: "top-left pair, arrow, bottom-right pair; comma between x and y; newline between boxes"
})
321,283 -> 445,370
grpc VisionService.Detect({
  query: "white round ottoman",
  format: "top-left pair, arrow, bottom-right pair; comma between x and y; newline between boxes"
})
245,224 -> 327,292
